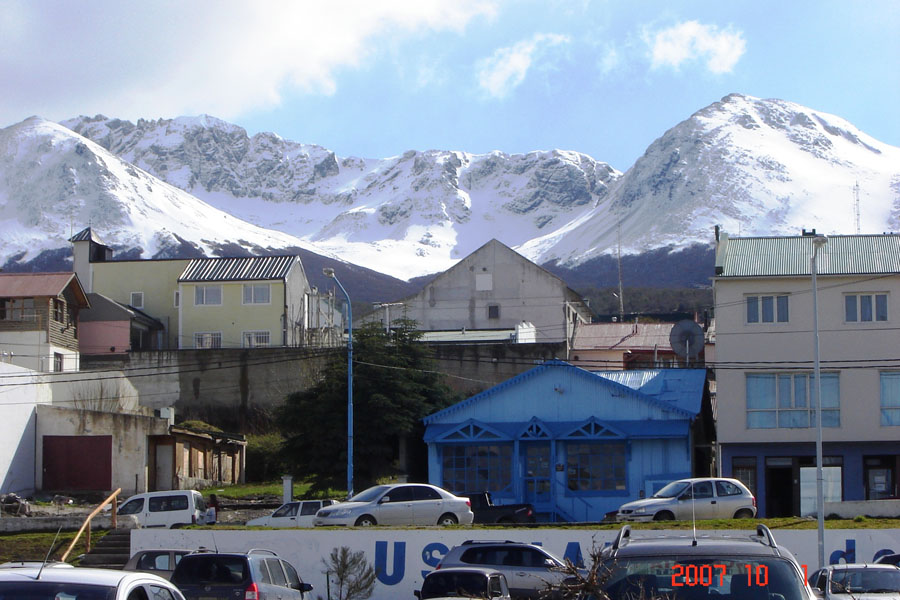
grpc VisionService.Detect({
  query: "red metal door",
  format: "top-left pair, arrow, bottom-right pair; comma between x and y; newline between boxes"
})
43,436 -> 112,491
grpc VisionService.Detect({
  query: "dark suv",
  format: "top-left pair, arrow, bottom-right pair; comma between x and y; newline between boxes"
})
600,524 -> 815,600
171,548 -> 313,600
436,539 -> 573,599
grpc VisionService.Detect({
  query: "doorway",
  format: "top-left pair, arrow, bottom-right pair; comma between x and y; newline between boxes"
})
765,460 -> 794,517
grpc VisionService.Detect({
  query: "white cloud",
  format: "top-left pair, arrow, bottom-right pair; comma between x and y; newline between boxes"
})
0,0 -> 497,126
476,33 -> 570,99
646,21 -> 746,74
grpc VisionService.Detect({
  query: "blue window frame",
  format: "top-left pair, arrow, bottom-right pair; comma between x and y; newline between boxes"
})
565,442 -> 626,492
746,373 -> 839,429
880,373 -> 900,426
441,444 -> 513,494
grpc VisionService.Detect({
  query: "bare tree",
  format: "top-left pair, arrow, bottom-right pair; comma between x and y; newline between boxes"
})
320,546 -> 377,600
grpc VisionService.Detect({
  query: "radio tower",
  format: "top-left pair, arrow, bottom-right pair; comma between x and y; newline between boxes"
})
853,181 -> 861,234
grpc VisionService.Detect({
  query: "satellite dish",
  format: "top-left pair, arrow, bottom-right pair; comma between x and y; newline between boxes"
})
669,320 -> 704,363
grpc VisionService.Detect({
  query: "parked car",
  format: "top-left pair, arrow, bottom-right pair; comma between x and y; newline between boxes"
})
171,548 -> 313,599
808,564 -> 900,600
0,564 -> 186,599
416,566 -> 512,600
313,483 -> 474,527
245,499 -> 338,527
615,477 -> 757,521
435,539 -> 573,599
876,554 -> 900,567
117,490 -> 208,528
465,491 -> 535,524
123,548 -> 192,580
601,524 -> 813,600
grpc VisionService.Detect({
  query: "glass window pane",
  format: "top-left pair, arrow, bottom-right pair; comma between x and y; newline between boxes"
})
243,285 -> 253,304
820,374 -> 840,408
747,375 -> 776,409
747,297 -> 759,323
762,296 -> 774,322
777,295 -> 789,322
876,294 -> 888,321
195,287 -> 204,305
777,375 -> 792,408
209,286 -> 221,304
794,376 -> 807,408
845,296 -> 858,321
861,295 -> 873,321
747,411 -> 776,429
257,285 -> 270,303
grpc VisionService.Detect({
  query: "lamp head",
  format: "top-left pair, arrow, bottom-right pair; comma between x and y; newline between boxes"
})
812,235 -> 828,248
323,267 -> 335,278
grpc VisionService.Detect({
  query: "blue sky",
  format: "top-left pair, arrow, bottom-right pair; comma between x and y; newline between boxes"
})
1,0 -> 897,170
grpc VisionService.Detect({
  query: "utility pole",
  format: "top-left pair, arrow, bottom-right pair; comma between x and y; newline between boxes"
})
373,302 -> 404,335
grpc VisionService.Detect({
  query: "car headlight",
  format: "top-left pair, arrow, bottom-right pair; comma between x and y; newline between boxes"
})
329,508 -> 355,517
633,507 -> 646,514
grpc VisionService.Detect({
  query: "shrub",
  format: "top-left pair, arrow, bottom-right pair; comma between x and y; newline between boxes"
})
245,433 -> 285,482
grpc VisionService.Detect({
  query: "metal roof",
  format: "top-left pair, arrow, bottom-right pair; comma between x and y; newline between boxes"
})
715,233 -> 900,277
68,226 -> 106,244
572,322 -> 676,350
178,255 -> 298,282
0,272 -> 89,306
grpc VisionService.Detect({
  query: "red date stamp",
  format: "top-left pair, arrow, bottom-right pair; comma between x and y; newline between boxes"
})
671,564 -> 809,587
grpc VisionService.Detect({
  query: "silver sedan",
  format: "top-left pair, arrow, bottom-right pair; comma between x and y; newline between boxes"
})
314,483 -> 474,526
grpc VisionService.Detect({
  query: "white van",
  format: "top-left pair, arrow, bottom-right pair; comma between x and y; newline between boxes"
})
117,490 -> 207,528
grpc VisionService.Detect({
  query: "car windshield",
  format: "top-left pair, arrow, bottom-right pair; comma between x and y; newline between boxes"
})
830,569 -> 900,594
652,481 -> 690,498
0,582 -> 115,599
348,485 -> 391,503
421,572 -> 488,599
602,556 -> 807,600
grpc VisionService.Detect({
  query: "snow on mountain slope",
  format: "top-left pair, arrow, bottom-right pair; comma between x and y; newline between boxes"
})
521,93 -> 900,266
63,115 -> 619,277
0,117 -> 324,264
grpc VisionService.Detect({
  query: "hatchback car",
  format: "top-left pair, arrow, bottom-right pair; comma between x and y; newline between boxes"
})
436,540 -> 572,599
245,499 -> 338,527
0,564 -> 186,599
601,524 -> 813,600
808,563 -> 900,600
616,477 -> 757,521
416,566 -> 512,600
123,549 -> 192,580
171,548 -> 313,600
313,483 -> 474,526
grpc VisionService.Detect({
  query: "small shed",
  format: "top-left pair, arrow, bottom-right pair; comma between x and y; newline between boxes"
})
423,360 -> 710,522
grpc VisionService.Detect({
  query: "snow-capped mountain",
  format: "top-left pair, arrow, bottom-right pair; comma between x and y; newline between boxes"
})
62,115 -> 619,278
520,93 -> 900,265
0,117 -> 327,264
1,93 -> 898,284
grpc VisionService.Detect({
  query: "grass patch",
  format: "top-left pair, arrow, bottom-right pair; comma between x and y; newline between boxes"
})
207,480 -> 345,500
0,530 -> 104,565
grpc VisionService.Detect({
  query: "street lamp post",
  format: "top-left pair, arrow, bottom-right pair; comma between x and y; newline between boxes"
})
811,235 -> 828,569
324,267 -> 353,498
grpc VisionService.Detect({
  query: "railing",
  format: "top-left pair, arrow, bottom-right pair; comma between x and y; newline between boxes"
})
60,488 -> 120,562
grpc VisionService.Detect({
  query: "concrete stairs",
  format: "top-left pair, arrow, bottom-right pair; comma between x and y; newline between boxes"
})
78,529 -> 131,570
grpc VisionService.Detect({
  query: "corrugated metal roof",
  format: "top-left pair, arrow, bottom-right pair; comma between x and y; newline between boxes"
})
595,369 -> 706,415
716,233 -> 900,277
572,322 -> 675,350
68,227 -> 105,244
0,272 -> 80,298
178,255 -> 298,282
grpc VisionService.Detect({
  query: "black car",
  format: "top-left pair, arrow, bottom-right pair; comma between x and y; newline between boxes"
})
600,524 -> 815,600
171,548 -> 313,599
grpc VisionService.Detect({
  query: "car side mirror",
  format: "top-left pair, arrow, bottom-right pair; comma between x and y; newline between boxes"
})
297,582 -> 313,592
379,496 -> 390,504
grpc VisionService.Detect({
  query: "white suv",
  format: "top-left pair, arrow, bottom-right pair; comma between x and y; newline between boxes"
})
616,477 -> 756,521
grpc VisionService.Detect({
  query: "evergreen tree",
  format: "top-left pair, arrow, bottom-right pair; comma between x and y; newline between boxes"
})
278,319 -> 460,494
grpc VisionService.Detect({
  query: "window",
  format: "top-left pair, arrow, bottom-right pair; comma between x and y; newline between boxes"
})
130,291 -> 144,309
442,444 -> 513,494
242,331 -> 270,347
681,480 -> 713,498
746,373 -> 840,428
53,352 -> 63,372
715,480 -> 744,497
880,373 -> 900,426
194,332 -> 222,349
566,442 -> 626,492
52,298 -> 65,322
846,293 -> 888,322
243,283 -> 271,304
487,304 -> 500,319
174,290 -> 180,308
194,285 -> 222,306
149,494 -> 188,512
300,502 -> 319,516
746,294 -> 789,323
273,503 -> 298,518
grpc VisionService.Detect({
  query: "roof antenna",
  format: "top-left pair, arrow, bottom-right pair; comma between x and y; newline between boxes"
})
37,526 -> 63,579
690,481 -> 698,546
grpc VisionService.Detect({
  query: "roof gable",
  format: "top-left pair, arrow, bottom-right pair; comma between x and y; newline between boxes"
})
423,360 -> 696,425
0,272 -> 89,307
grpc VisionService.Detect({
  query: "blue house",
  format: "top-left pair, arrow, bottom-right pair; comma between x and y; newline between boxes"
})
423,360 -> 711,522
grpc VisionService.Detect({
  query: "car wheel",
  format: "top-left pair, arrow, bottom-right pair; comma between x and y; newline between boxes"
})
438,513 -> 459,526
653,511 -> 675,521
734,509 -> 754,519
354,515 -> 377,527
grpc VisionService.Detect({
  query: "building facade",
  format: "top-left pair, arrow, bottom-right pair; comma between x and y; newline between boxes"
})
714,231 -> 900,517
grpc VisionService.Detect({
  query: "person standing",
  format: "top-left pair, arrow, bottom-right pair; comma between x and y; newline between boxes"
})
206,494 -> 220,524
